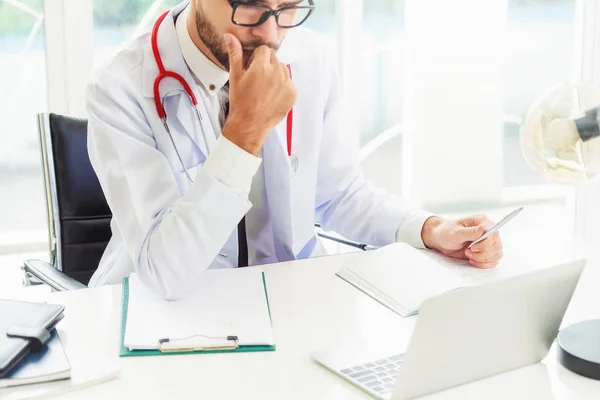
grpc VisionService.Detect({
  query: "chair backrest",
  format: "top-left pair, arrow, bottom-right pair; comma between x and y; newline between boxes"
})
38,113 -> 112,285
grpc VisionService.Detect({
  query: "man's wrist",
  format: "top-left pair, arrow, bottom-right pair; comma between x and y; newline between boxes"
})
421,216 -> 444,250
222,116 -> 268,156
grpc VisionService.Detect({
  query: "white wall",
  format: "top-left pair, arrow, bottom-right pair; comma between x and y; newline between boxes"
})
402,0 -> 508,210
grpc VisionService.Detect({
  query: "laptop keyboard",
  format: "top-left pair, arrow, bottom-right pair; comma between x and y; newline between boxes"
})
340,354 -> 404,398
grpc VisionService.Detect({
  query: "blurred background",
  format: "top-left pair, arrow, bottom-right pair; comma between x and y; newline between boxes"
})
0,0 -> 596,255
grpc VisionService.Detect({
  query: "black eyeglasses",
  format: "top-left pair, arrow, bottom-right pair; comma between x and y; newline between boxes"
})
229,0 -> 315,29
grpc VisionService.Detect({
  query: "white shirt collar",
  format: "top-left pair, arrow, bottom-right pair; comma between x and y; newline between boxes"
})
175,5 -> 229,97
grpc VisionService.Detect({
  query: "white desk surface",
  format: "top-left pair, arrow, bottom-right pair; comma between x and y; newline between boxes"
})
5,214 -> 600,400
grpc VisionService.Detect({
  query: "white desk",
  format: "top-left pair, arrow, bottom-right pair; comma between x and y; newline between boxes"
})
6,258 -> 600,399
4,213 -> 600,400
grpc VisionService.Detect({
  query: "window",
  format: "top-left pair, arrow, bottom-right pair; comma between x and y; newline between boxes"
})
302,0 -> 336,37
0,0 -> 47,243
357,0 -> 405,195
379,0 -> 580,211
360,0 -> 405,146
92,0 -> 182,66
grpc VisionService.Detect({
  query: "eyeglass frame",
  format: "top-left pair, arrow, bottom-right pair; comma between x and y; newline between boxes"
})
228,0 -> 316,28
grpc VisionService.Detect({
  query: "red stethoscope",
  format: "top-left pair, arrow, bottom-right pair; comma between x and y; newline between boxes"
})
151,10 -> 296,183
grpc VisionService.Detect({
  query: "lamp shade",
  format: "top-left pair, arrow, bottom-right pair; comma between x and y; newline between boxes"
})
520,82 -> 600,184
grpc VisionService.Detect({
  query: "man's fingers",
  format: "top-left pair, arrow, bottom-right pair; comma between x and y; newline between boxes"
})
469,260 -> 499,269
249,46 -> 272,68
225,34 -> 243,79
279,63 -> 291,84
470,232 -> 500,253
453,224 -> 486,244
270,50 -> 279,65
281,63 -> 291,80
458,214 -> 490,227
465,248 -> 503,263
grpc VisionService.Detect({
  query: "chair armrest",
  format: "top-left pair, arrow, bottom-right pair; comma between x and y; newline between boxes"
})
23,260 -> 87,291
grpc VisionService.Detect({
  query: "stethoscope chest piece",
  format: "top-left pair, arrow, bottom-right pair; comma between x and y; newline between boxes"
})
289,154 -> 299,177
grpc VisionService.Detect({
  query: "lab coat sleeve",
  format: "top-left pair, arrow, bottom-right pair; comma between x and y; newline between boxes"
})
314,49 -> 426,247
395,209 -> 435,249
203,135 -> 262,196
86,75 -> 250,300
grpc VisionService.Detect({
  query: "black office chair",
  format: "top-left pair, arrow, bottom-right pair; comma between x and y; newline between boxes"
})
23,113 -> 112,291
23,113 -> 369,291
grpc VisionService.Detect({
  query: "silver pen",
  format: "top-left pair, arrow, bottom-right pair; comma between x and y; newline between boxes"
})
468,207 -> 524,249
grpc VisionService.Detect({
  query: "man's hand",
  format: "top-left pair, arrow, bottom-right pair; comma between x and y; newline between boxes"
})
221,34 -> 297,156
421,215 -> 503,269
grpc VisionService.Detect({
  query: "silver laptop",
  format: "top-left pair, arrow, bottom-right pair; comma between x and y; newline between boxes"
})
312,259 -> 586,400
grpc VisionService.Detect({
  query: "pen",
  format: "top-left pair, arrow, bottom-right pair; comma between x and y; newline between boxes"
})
468,207 -> 523,249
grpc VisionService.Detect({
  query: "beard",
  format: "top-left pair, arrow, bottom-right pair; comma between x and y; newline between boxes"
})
195,5 -> 280,70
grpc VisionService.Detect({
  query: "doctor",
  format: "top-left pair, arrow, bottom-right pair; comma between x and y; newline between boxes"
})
86,0 -> 503,299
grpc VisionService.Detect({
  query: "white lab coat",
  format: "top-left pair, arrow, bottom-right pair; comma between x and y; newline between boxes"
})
86,2 -> 414,299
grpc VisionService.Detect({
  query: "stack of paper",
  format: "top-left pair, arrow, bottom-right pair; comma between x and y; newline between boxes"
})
123,267 -> 275,352
336,243 -> 537,317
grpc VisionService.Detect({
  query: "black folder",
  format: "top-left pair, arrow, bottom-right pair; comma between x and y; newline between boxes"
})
0,299 -> 65,377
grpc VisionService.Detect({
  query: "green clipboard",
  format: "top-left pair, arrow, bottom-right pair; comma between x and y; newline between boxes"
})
119,272 -> 276,357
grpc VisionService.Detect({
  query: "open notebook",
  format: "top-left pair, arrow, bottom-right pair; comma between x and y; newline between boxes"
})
122,267 -> 275,355
336,242 -> 537,317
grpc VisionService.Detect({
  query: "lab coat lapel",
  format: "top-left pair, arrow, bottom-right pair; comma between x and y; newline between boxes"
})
263,122 -> 295,262
174,89 -> 217,158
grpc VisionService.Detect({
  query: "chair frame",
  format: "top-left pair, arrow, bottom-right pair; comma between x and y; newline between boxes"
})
22,114 -> 86,291
38,113 -> 63,271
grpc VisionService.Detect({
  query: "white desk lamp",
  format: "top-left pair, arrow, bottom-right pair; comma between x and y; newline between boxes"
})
520,81 -> 600,380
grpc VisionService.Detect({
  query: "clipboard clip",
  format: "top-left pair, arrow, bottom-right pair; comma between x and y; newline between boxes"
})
157,334 -> 239,352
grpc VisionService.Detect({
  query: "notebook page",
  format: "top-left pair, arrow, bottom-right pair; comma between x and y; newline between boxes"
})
124,267 -> 274,350
337,243 -> 464,316
420,249 -> 539,285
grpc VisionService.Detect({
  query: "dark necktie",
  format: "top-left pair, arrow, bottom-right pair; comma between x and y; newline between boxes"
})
223,84 -> 249,267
